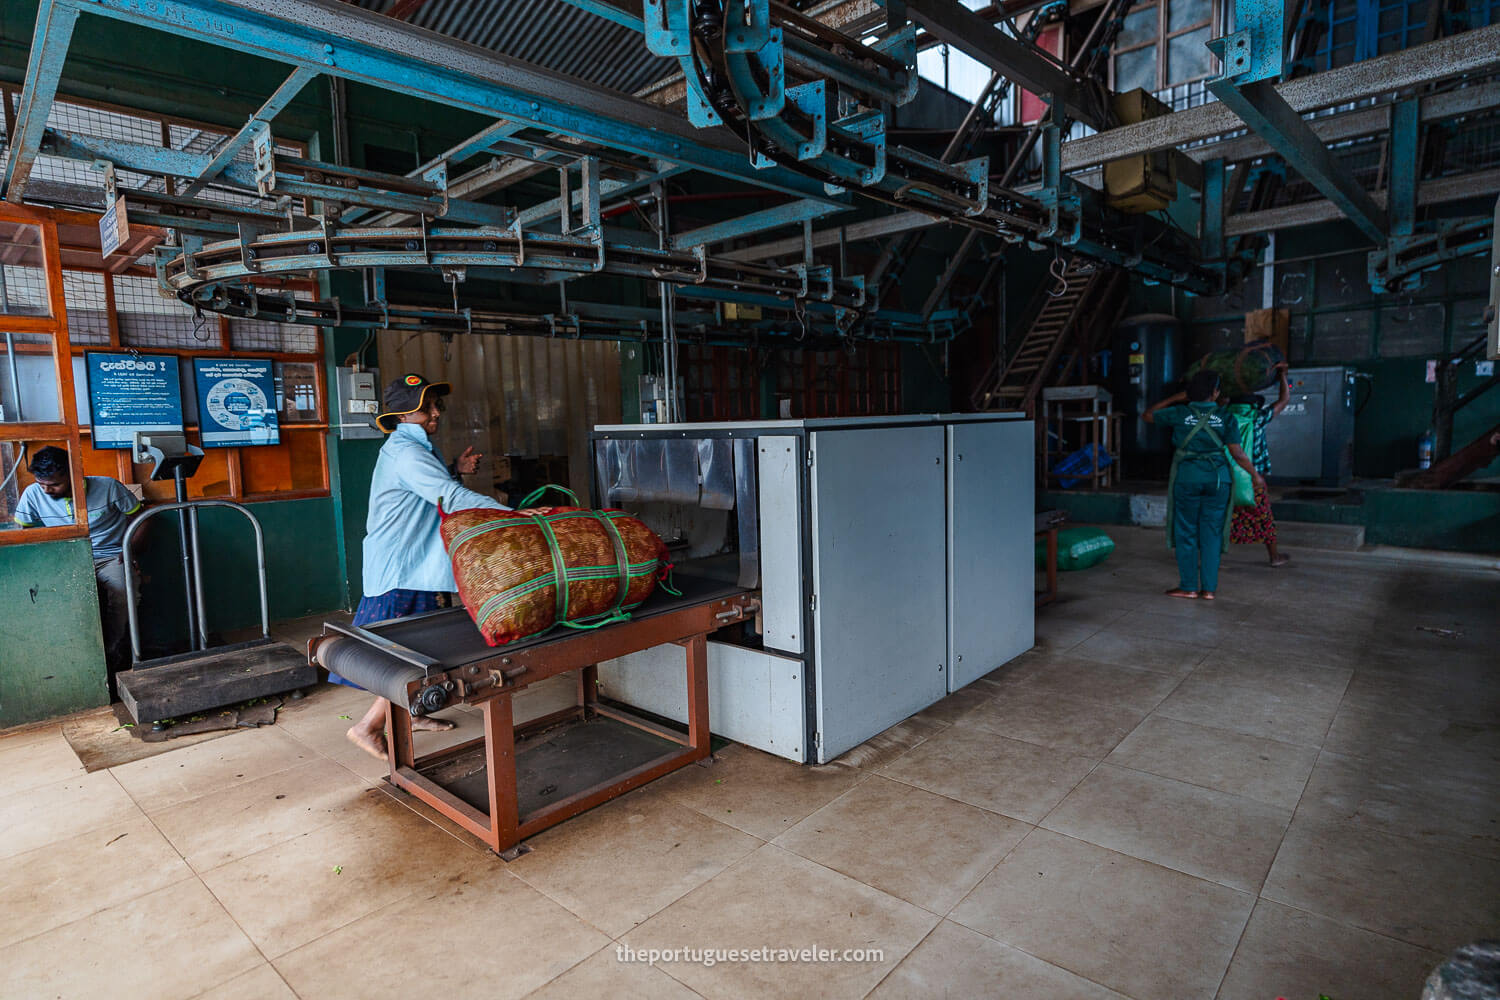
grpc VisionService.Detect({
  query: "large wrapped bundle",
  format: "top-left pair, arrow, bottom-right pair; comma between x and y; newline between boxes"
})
1186,339 -> 1286,396
440,498 -> 672,647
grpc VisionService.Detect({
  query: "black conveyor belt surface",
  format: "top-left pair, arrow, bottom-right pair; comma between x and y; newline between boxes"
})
361,573 -> 749,670
318,640 -> 425,705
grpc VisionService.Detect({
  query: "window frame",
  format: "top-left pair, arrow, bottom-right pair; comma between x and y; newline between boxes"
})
0,202 -> 89,547
1111,0 -> 1221,94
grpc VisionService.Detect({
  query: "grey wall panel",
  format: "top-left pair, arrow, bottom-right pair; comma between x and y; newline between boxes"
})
809,426 -> 948,762
757,436 -> 804,655
947,420 -> 1035,691
597,643 -> 807,761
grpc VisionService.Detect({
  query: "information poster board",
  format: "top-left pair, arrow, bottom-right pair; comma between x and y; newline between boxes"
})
85,352 -> 184,448
193,358 -> 281,447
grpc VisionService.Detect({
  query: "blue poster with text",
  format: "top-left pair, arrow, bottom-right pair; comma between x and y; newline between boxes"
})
193,358 -> 280,447
85,352 -> 184,448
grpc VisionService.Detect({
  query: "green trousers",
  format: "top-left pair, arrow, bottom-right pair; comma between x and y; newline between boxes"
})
1171,476 -> 1231,592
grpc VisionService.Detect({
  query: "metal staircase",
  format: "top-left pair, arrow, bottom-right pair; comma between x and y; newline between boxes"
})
971,258 -> 1127,414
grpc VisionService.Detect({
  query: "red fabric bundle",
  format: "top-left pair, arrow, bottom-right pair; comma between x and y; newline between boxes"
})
440,504 -> 672,647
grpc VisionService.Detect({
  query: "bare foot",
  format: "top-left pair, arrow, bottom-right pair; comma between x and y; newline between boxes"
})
346,724 -> 388,760
411,715 -> 457,733
1200,591 -> 1216,600
1165,588 -> 1199,599
1269,554 -> 1290,567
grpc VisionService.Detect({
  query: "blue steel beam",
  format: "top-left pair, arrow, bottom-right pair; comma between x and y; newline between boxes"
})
3,0 -> 81,202
672,200 -> 850,250
1202,158 -> 1224,260
1207,0 -> 1387,245
68,0 -> 843,205
180,65 -> 320,198
1206,79 -> 1388,245
1389,98 -> 1418,238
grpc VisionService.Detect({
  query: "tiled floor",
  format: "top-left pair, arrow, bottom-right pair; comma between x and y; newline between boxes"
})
3,527 -> 1497,998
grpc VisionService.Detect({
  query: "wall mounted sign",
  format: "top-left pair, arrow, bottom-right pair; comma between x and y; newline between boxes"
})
85,351 -> 184,448
193,357 -> 280,447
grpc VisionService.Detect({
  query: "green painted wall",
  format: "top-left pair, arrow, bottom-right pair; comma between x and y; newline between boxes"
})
0,538 -> 109,727
1041,487 -> 1500,554
135,497 -> 347,652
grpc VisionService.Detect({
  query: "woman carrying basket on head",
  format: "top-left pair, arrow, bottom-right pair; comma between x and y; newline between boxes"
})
1226,363 -> 1291,567
1145,371 -> 1265,601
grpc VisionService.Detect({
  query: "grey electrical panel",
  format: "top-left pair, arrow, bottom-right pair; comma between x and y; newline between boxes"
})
1260,366 -> 1356,486
335,367 -> 383,440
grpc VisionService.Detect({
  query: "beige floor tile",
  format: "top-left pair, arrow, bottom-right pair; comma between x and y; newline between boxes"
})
1109,609 -> 1244,646
151,757 -> 380,872
1107,715 -> 1318,811
278,694 -> 475,782
1031,618 -> 1101,653
868,919 -> 1127,1000
111,725 -> 317,813
654,744 -> 867,840
958,688 -> 1149,758
1216,899 -> 1443,1000
879,726 -> 1095,823
1339,670 -> 1500,725
831,714 -> 952,771
1035,594 -> 1134,631
1190,656 -> 1353,699
275,862 -> 609,1000
1295,749 -> 1500,860
906,685 -> 992,728
200,787 -> 480,957
508,791 -> 760,937
773,775 -> 1029,913
523,942 -> 702,1000
1152,673 -> 1342,747
0,769 -> 139,861
1040,763 -> 1291,893
0,724 -> 85,797
1322,702 -> 1500,768
0,813 -> 193,948
949,829 -> 1254,1000
621,845 -> 938,1000
1068,629 -> 1210,676
0,878 -> 261,1000
1005,656 -> 1184,712
1262,815 -> 1500,953
193,963 -> 299,1000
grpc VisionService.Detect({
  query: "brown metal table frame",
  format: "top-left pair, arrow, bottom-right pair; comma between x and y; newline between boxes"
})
373,592 -> 757,859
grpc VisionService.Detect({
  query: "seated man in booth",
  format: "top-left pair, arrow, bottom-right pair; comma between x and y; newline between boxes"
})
12,446 -> 143,673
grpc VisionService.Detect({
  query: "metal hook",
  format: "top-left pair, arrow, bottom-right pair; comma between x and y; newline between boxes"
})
1047,251 -> 1069,298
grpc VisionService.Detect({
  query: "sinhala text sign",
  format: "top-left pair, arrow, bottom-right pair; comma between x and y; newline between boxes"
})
85,352 -> 184,448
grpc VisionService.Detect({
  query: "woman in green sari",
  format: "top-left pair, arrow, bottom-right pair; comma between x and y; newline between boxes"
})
1145,371 -> 1265,601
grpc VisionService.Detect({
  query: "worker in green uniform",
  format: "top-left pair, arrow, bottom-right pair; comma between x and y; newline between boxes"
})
1145,370 -> 1264,601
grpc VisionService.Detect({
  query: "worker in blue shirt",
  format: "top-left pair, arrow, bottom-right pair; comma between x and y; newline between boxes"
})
13,447 -> 142,673
342,373 -> 512,759
1145,371 -> 1264,601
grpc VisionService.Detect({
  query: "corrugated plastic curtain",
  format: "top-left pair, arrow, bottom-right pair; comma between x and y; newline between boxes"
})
376,332 -> 622,502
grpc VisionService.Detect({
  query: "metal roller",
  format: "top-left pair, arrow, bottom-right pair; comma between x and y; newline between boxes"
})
314,637 -> 439,714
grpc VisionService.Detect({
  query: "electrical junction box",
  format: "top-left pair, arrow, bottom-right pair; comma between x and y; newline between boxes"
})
1104,89 -> 1176,214
336,366 -> 384,440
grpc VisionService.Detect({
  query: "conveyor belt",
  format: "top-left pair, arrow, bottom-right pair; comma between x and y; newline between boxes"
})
314,573 -> 750,707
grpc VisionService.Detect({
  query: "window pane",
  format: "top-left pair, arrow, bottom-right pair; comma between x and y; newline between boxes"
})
0,331 -> 61,424
1168,0 -> 1210,33
275,361 -> 322,424
1118,6 -> 1160,48
1116,45 -> 1158,92
0,438 -> 73,533
63,270 -> 110,345
1167,27 -> 1215,84
0,222 -> 50,317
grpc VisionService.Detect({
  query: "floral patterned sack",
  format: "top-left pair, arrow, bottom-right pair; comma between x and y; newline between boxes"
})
440,499 -> 672,647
